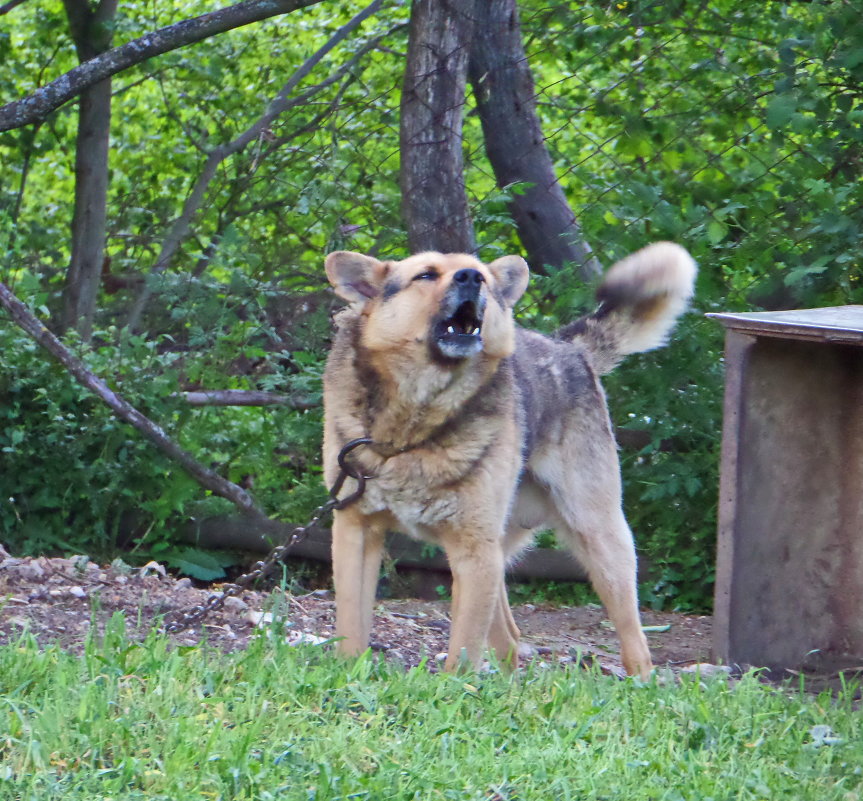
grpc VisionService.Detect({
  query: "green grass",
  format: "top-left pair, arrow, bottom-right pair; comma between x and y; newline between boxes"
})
1,616 -> 861,800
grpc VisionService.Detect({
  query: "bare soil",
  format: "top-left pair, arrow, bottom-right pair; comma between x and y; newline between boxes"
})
0,550 -> 714,676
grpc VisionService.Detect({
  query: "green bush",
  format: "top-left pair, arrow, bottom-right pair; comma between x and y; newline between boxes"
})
0,324 -> 188,556
607,316 -> 724,612
0,315 -> 326,563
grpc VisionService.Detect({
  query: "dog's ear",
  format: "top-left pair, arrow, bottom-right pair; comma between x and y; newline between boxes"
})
325,251 -> 388,303
488,255 -> 529,307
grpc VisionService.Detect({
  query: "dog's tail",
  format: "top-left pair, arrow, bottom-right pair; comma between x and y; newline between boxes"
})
558,242 -> 697,375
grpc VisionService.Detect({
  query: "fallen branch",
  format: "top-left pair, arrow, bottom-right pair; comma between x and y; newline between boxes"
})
0,282 -> 283,533
0,0 -> 325,131
184,518 -> 597,582
181,389 -> 317,409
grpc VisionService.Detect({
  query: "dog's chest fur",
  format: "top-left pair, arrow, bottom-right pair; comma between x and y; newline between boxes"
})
323,313 -> 606,539
324,312 -> 514,525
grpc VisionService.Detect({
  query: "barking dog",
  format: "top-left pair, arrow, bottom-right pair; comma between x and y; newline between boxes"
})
322,243 -> 696,676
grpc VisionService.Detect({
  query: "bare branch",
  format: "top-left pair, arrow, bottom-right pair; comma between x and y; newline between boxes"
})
126,0 -> 392,330
0,0 -> 29,16
0,0 -> 326,132
181,389 -> 318,410
0,282 -> 283,534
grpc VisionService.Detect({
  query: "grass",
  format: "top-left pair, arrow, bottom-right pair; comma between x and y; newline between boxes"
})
1,615 -> 861,800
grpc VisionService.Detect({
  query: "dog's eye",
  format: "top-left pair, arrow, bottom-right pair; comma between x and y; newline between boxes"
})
412,270 -> 438,282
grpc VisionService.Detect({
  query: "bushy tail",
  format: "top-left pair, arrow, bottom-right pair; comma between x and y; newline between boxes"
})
558,242 -> 697,375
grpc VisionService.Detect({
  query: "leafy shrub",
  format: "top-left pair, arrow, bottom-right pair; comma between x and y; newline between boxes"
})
0,324 -> 187,556
606,316 -> 724,612
0,310 -> 327,562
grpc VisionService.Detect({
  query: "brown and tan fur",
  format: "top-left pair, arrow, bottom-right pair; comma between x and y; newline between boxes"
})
322,243 -> 696,676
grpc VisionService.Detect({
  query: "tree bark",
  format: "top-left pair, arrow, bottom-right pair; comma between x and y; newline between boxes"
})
0,0 -> 326,132
468,0 -> 601,279
400,0 -> 477,253
60,0 -> 117,339
0,0 -> 29,16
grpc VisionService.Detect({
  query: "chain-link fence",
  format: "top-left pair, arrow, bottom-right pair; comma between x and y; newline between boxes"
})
2,0 -> 860,605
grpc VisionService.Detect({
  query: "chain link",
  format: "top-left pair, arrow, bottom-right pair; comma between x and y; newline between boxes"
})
162,439 -> 372,635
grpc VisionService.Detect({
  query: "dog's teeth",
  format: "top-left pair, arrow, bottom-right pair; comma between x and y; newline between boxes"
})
471,327 -> 480,335
447,326 -> 456,334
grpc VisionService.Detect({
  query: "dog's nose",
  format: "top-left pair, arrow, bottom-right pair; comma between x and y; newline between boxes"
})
453,268 -> 484,287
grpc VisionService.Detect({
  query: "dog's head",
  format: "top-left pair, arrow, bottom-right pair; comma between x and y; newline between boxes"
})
325,250 -> 529,363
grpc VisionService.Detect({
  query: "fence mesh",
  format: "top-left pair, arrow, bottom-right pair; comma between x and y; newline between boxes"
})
2,0 -> 861,604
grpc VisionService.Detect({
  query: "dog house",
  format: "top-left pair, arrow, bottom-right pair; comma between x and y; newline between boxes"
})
709,306 -> 863,674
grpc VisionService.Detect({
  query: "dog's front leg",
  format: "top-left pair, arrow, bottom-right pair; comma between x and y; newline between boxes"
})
331,508 -> 386,656
440,531 -> 505,672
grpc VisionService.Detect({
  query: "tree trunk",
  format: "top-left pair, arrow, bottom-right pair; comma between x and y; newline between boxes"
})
400,0 -> 476,254
468,0 -> 601,279
61,0 -> 118,339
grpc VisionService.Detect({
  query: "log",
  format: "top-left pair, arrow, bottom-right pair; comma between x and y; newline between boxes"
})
183,515 -> 593,582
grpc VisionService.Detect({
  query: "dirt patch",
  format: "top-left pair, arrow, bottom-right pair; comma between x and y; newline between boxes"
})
0,551 -> 713,676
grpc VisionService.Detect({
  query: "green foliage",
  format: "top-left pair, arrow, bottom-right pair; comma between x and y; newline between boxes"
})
608,316 -> 725,612
509,580 -> 601,608
0,320 -> 192,557
0,283 -> 327,563
1,628 -> 862,799
164,547 -> 237,581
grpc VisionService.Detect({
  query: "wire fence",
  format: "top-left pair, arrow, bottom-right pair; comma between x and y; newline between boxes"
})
10,0 -> 856,601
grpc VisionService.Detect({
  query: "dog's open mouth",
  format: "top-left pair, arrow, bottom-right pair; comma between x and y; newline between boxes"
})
433,299 -> 484,359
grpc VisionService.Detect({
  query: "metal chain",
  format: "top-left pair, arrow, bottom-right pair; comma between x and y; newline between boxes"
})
162,438 -> 372,635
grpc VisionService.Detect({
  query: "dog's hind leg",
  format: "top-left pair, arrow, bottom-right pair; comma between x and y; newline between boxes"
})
534,447 -> 652,678
557,510 -> 652,678
332,508 -> 386,656
488,582 -> 520,670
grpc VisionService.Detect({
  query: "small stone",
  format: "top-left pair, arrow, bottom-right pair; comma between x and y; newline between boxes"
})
223,596 -> 249,614
175,577 -> 193,589
110,558 -> 134,575
17,560 -> 45,581
70,555 -> 90,573
114,575 -> 129,585
68,586 -> 86,599
517,642 -> 537,660
286,631 -> 328,647
434,652 -> 448,663
246,610 -> 274,627
680,663 -> 732,678
138,561 -> 166,578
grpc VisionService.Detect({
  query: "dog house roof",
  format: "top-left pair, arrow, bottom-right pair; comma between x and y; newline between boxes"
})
707,305 -> 863,344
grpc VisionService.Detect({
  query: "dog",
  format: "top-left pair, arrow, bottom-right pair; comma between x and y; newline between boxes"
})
322,243 -> 695,677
